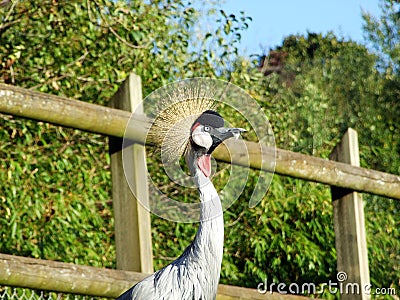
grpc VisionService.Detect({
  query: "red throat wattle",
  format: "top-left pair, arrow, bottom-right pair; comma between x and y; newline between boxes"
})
197,155 -> 211,177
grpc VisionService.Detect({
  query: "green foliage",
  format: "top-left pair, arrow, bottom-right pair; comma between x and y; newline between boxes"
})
222,176 -> 336,285
0,0 -> 399,299
365,195 -> 400,294
362,0 -> 400,146
362,0 -> 400,72
0,0 -> 251,99
0,115 -> 114,267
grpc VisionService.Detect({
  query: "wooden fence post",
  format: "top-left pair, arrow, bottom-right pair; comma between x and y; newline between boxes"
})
330,128 -> 370,300
109,73 -> 153,274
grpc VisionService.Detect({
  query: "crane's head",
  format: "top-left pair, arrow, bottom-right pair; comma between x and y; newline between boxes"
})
189,110 -> 245,177
147,90 -> 245,179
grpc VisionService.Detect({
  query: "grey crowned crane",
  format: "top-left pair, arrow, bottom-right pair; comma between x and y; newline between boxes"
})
117,110 -> 244,300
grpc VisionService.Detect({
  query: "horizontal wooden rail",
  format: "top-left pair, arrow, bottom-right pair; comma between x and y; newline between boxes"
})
0,253 -> 146,297
0,254 -> 308,300
1,83 -> 399,200
0,83 -> 150,144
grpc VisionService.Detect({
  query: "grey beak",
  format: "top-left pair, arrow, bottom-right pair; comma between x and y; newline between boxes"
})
228,128 -> 246,140
207,127 -> 246,154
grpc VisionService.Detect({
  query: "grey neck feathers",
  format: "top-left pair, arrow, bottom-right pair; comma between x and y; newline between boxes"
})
184,145 -> 224,286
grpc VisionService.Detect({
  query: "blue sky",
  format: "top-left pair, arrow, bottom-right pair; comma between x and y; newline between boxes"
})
217,0 -> 382,55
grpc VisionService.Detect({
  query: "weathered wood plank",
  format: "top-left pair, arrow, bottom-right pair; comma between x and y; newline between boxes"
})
0,254 -> 309,300
215,140 -> 400,200
329,128 -> 370,300
0,83 -> 399,200
0,253 -> 147,298
0,83 -> 150,143
109,74 -> 153,274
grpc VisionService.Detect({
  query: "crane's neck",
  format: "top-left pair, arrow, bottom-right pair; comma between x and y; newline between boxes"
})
194,168 -> 224,223
190,165 -> 224,286
185,145 -> 224,263
176,143 -> 225,297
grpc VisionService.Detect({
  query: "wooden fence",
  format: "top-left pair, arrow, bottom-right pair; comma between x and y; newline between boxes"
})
0,74 -> 399,299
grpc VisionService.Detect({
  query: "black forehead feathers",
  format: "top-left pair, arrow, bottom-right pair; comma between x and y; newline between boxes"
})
193,110 -> 224,128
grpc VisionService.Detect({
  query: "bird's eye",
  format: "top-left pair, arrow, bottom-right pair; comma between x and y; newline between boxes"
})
203,126 -> 210,132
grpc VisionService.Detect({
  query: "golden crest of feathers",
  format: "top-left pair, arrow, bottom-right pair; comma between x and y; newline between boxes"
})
147,82 -> 216,163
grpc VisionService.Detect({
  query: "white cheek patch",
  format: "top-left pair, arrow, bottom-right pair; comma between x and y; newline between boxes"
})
192,126 -> 213,149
